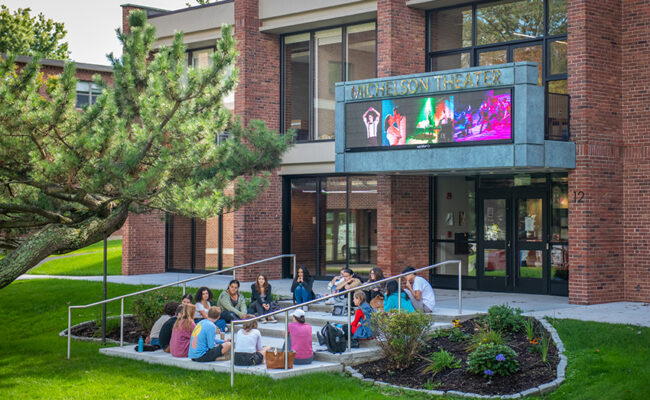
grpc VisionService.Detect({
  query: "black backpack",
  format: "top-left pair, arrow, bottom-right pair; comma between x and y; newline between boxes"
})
319,322 -> 347,354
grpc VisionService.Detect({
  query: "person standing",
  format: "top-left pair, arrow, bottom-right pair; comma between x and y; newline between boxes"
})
401,266 -> 435,312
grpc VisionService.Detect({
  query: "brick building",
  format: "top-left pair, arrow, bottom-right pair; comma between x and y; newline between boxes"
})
120,0 -> 649,305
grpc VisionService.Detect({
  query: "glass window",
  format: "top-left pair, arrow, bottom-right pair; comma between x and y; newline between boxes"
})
436,177 -> 476,241
436,242 -> 477,276
548,0 -> 568,35
283,33 -> 311,141
191,48 -> 214,68
547,80 -> 569,140
550,176 -> 568,242
75,81 -> 101,108
430,6 -> 472,52
431,52 -> 470,72
476,0 -> 544,45
551,244 -> 569,282
549,40 -> 567,75
346,23 -> 376,81
478,49 -> 507,66
513,44 -> 542,85
314,28 -> 342,141
347,177 -> 377,271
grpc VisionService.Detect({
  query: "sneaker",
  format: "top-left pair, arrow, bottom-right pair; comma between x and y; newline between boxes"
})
267,316 -> 277,323
302,305 -> 309,312
324,298 -> 335,305
260,319 -> 267,324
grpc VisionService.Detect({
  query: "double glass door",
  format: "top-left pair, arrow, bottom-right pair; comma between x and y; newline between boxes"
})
478,191 -> 548,293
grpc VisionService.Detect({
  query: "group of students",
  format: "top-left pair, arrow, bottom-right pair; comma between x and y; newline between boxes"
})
144,273 -> 314,366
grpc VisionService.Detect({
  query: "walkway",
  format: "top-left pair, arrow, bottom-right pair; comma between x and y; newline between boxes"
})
22,272 -> 650,327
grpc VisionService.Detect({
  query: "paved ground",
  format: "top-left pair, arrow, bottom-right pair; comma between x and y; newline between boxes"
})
20,272 -> 650,327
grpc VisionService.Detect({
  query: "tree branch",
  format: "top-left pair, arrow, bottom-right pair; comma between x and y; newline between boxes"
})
0,203 -> 73,223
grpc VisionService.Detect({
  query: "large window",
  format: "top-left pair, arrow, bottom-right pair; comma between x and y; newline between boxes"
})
428,0 -> 568,140
75,81 -> 101,108
282,23 -> 376,142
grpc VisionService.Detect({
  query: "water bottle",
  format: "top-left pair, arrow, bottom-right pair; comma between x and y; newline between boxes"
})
138,336 -> 144,352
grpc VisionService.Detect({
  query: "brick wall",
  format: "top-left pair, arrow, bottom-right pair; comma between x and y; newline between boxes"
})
377,176 -> 430,277
567,0 -> 625,304
231,0 -> 283,281
377,0 -> 426,77
122,211 -> 165,275
622,0 -> 650,302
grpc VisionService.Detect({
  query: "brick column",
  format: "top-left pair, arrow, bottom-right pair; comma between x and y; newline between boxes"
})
622,0 -> 650,302
377,176 -> 430,277
232,0 -> 282,281
567,0 -> 624,304
122,211 -> 166,275
377,0 -> 426,77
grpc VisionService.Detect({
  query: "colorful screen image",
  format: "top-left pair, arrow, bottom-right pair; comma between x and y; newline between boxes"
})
345,89 -> 512,149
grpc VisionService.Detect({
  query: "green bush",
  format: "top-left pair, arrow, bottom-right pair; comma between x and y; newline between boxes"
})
372,310 -> 433,370
423,348 -> 461,375
467,342 -> 519,377
481,304 -> 525,333
467,324 -> 504,352
131,288 -> 180,335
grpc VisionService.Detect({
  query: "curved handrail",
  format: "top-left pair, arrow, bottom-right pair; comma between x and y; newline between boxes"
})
227,259 -> 462,386
66,254 -> 296,359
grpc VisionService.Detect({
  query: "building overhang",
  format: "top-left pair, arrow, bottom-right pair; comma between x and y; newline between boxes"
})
334,62 -> 575,174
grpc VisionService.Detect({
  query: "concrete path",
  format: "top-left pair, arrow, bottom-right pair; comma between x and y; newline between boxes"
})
19,272 -> 650,327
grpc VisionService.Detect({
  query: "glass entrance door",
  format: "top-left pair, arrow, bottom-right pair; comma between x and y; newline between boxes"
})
478,191 -> 548,293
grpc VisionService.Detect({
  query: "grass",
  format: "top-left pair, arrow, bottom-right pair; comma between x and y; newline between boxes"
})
1,279 -> 649,400
27,240 -> 122,276
0,279 -> 423,400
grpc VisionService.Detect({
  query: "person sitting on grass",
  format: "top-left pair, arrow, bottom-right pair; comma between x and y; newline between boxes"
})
291,266 -> 314,310
159,304 -> 182,353
147,300 -> 178,348
383,280 -> 415,313
402,266 -> 436,312
188,306 -> 232,362
285,308 -> 313,364
233,314 -> 270,366
248,273 -> 276,323
170,304 -> 196,358
216,280 -> 248,324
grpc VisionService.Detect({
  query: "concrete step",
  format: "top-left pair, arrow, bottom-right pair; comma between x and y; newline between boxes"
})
259,336 -> 382,366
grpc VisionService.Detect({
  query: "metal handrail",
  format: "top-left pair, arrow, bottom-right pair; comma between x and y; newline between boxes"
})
66,253 -> 296,359
228,259 -> 462,387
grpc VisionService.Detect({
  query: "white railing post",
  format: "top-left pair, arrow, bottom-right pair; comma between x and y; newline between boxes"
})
67,307 -> 71,359
230,321 -> 235,387
284,310 -> 289,369
397,278 -> 402,311
458,260 -> 463,314
120,298 -> 124,347
293,255 -> 296,278
183,282 -> 186,296
347,292 -> 352,352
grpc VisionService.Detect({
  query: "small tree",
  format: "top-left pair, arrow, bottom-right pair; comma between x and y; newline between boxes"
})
0,11 -> 292,289
0,5 -> 68,59
372,310 -> 433,370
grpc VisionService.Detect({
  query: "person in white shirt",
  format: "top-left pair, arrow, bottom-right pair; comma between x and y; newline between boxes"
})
401,266 -> 435,312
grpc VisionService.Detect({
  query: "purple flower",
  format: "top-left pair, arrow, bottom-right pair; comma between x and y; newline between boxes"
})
484,369 -> 494,376
496,354 -> 506,362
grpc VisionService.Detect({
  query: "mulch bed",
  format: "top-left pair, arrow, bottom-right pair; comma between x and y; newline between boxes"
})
70,316 -> 145,344
356,318 -> 559,395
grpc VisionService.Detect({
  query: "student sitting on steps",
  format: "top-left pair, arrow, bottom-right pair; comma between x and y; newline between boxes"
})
233,315 -> 270,366
188,306 -> 232,362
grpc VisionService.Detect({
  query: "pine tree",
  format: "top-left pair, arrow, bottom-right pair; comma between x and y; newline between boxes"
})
0,11 -> 292,288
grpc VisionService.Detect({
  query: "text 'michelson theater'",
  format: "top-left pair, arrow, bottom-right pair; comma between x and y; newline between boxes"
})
120,0 -> 650,305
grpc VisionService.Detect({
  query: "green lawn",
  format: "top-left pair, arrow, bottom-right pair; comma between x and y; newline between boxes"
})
27,240 -> 122,276
1,279 -> 649,400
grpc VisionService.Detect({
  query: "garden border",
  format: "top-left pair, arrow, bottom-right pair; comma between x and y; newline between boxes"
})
344,317 -> 567,399
59,315 -> 135,345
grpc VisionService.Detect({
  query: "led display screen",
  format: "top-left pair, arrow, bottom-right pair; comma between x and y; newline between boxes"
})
345,88 -> 512,150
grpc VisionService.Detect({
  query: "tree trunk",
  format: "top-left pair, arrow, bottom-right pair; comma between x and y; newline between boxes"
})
0,202 -> 130,289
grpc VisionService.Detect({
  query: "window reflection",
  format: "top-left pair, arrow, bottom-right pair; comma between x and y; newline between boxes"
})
476,0 -> 544,45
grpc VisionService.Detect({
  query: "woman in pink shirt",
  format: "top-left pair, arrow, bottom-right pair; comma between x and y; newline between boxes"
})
170,304 -> 196,358
287,308 -> 313,364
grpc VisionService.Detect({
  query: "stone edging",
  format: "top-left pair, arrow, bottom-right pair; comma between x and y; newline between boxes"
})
345,317 -> 567,399
59,315 -> 136,345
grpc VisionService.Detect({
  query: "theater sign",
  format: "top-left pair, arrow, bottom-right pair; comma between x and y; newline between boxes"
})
334,62 -> 575,174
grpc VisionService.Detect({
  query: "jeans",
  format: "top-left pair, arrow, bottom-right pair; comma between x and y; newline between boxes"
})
220,310 -> 239,323
294,284 -> 312,304
193,318 -> 227,332
248,300 -> 271,317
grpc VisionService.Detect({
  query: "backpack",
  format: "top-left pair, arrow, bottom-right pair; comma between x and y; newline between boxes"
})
318,322 -> 347,353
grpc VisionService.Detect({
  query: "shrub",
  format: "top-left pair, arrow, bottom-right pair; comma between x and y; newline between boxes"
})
447,327 -> 471,342
467,324 -> 504,352
523,317 -> 536,342
467,343 -> 519,377
423,348 -> 461,375
131,288 -> 180,335
372,310 -> 433,370
481,304 -> 525,333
